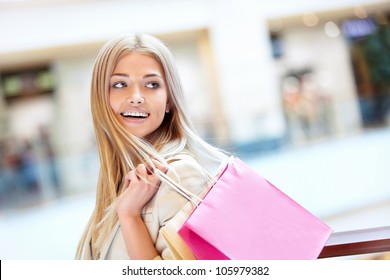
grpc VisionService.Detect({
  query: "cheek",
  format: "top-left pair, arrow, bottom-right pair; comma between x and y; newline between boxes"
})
154,107 -> 165,123
154,95 -> 169,120
109,94 -> 120,112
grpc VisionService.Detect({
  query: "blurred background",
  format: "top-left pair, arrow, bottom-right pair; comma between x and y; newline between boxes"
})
0,0 -> 389,259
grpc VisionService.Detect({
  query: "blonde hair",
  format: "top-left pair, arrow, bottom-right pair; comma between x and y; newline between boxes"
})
75,34 -> 227,259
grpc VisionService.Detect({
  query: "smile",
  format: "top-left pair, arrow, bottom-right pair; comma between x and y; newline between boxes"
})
120,111 -> 150,119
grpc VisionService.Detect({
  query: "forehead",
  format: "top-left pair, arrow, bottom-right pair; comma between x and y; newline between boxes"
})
113,52 -> 165,75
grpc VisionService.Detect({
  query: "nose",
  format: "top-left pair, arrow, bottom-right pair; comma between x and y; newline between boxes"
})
126,89 -> 145,105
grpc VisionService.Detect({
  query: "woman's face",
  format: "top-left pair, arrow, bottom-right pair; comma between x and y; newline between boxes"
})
109,52 -> 170,139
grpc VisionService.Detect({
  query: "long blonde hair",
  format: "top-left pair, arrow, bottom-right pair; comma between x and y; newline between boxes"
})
75,34 -> 227,259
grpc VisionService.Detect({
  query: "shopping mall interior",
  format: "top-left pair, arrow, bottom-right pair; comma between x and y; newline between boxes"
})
0,0 -> 389,259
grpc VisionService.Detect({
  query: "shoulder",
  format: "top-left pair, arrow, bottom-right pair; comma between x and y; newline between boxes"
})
164,152 -> 208,196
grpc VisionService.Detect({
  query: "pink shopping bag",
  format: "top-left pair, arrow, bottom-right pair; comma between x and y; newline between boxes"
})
178,157 -> 332,260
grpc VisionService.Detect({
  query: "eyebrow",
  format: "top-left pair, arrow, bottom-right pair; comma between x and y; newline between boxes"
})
110,73 -> 163,79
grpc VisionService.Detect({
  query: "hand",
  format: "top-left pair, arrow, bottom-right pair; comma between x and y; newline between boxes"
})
116,159 -> 168,219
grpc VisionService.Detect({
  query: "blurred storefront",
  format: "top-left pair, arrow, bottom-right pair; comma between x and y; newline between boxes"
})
347,13 -> 390,127
268,5 -> 390,146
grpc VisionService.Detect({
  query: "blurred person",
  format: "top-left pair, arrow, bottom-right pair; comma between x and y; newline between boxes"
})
19,139 -> 40,194
36,126 -> 61,197
75,34 -> 228,260
282,75 -> 306,144
282,71 -> 333,145
1,140 -> 25,205
0,140 -> 12,207
0,138 -> 38,208
299,73 -> 333,138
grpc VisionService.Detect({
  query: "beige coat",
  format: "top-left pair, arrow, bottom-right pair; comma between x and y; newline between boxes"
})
80,153 -> 215,260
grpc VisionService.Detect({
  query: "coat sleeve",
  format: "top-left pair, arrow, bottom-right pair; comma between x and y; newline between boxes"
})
153,154 -> 210,259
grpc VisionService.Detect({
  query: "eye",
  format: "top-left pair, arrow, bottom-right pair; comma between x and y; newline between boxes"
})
145,82 -> 160,89
112,81 -> 127,89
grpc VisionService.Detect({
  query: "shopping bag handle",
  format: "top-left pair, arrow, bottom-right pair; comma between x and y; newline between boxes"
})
154,155 -> 235,207
154,168 -> 204,206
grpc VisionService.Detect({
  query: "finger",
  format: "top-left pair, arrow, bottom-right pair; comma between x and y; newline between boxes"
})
128,170 -> 138,182
151,159 -> 168,174
136,164 -> 154,187
124,172 -> 132,187
145,163 -> 154,175
136,164 -> 147,178
146,174 -> 161,188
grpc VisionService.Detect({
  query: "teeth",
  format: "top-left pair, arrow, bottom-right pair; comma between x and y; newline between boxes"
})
121,111 -> 149,118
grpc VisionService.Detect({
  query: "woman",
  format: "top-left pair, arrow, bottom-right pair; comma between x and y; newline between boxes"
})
75,34 -> 228,260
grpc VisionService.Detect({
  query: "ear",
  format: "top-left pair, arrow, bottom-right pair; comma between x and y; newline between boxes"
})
165,103 -> 171,113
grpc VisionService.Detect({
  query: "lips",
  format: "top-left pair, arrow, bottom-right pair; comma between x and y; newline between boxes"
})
120,111 -> 150,119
